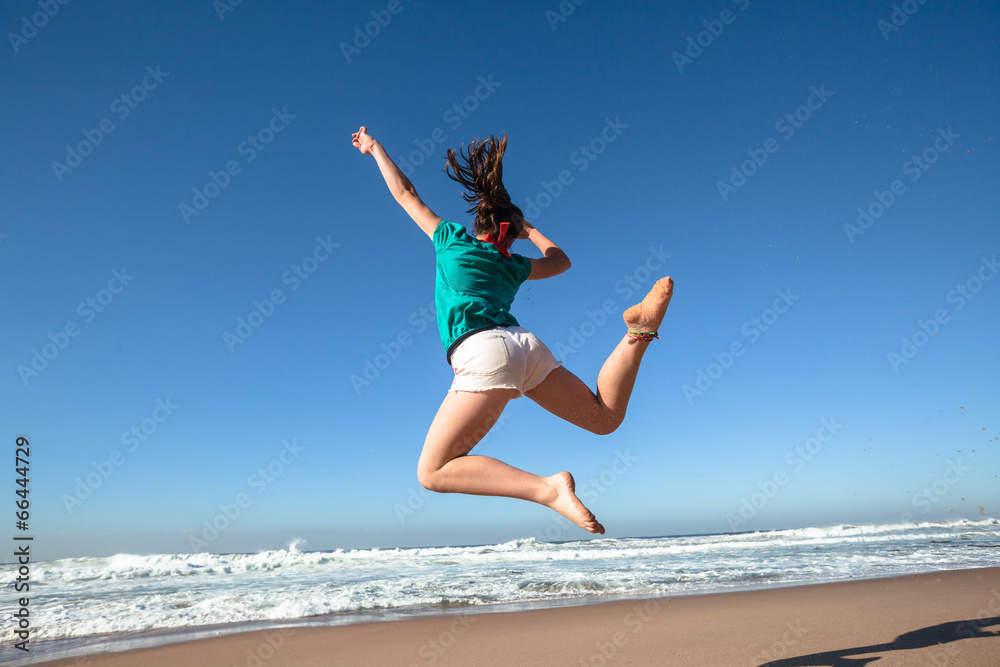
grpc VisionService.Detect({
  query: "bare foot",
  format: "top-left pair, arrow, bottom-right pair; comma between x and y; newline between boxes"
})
623,277 -> 674,334
545,472 -> 605,535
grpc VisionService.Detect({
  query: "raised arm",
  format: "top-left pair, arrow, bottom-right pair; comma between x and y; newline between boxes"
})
352,126 -> 442,238
521,221 -> 571,280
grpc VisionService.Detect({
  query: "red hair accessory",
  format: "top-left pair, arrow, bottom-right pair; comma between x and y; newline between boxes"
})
484,222 -> 511,258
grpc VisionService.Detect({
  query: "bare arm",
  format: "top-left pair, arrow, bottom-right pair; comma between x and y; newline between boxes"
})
352,126 -> 442,238
521,221 -> 571,280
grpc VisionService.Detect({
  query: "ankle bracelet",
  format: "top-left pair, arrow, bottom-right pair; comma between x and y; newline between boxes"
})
626,329 -> 659,342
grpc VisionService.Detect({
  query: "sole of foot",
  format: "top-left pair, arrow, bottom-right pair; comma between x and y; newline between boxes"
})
623,277 -> 674,334
547,472 -> 605,535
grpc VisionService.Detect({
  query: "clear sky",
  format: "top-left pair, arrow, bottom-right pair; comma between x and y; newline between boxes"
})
2,0 -> 998,561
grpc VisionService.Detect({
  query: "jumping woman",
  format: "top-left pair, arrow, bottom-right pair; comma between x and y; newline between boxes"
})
352,126 -> 673,534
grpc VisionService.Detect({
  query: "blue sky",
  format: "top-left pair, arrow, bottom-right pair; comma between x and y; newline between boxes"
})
2,0 -> 997,561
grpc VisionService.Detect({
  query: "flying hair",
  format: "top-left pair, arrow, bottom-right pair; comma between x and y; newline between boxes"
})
445,134 -> 524,246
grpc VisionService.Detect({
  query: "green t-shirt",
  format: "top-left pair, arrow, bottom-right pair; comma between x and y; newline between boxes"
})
432,220 -> 532,361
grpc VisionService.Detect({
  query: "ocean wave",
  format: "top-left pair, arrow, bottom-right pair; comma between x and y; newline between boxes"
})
13,518 -> 998,643
34,517 -> 1000,585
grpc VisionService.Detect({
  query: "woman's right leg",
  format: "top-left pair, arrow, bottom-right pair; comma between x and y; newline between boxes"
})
416,388 -> 605,533
526,277 -> 673,434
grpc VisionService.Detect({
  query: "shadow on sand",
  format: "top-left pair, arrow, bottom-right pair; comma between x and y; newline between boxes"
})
758,615 -> 1000,666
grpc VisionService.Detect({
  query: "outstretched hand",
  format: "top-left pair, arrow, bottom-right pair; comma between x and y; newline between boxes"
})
352,126 -> 376,155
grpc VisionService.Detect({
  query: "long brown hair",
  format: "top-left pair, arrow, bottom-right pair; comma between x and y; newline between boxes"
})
445,134 -> 524,247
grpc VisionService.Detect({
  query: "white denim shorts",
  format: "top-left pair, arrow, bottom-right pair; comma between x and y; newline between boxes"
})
449,326 -> 561,397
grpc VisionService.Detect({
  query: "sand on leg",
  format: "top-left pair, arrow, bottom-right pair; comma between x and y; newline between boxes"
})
526,277 -> 673,434
416,388 -> 604,533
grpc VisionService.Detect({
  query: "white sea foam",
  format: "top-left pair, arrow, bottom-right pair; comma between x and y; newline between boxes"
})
5,518 -> 998,647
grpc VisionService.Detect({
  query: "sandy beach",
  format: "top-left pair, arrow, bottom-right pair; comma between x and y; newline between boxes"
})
28,567 -> 1000,666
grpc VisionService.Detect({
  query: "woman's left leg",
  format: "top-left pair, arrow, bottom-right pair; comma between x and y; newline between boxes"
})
417,388 -> 604,533
526,277 -> 673,434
